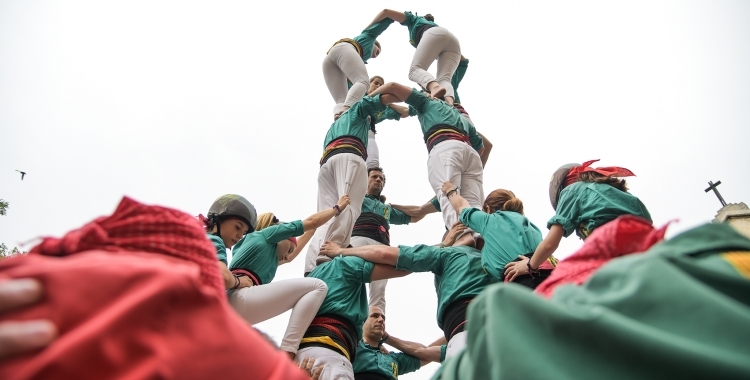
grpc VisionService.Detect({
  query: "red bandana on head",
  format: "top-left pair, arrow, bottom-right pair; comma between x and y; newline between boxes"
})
563,159 -> 636,188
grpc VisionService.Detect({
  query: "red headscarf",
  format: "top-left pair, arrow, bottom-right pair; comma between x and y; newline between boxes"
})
563,159 -> 636,188
30,196 -> 224,295
288,236 -> 298,245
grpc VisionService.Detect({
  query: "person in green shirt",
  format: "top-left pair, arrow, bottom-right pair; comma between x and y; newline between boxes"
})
435,223 -> 750,380
440,181 -> 557,289
351,167 -> 425,313
367,10 -> 462,104
353,306 -> 445,380
227,195 -> 350,357
320,222 -> 495,361
305,93 -> 400,277
505,159 -> 651,281
369,82 -> 484,239
199,194 -> 257,290
324,15 -> 395,118
294,255 -> 410,380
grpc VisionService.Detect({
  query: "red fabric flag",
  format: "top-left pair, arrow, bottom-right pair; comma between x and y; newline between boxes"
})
535,215 -> 669,298
0,197 -> 309,380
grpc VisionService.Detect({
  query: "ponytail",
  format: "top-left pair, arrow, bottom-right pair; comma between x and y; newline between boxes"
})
255,212 -> 280,232
483,189 -> 524,215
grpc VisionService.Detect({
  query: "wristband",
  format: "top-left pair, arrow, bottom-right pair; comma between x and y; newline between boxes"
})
526,260 -> 540,279
446,188 -> 459,198
231,275 -> 241,290
333,204 -> 342,215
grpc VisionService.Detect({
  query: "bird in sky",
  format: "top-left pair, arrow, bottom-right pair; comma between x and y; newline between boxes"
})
15,170 -> 26,180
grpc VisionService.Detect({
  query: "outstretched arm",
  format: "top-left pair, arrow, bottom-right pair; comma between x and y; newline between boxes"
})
367,9 -> 407,27
384,335 -> 443,365
387,103 -> 411,118
370,82 -> 413,102
391,199 -> 439,221
477,132 -> 492,168
320,242 -> 399,265
504,224 -> 564,281
370,264 -> 411,281
441,181 -> 471,216
302,195 -> 351,231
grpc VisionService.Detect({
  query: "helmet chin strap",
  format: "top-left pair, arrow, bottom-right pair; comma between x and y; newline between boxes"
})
209,215 -> 222,238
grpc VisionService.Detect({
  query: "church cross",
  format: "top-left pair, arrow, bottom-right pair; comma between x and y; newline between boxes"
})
704,180 -> 727,207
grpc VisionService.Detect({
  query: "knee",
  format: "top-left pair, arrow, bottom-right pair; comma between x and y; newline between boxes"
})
311,278 -> 328,293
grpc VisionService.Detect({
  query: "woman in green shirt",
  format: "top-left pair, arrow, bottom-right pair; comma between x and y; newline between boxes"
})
441,182 -> 556,289
504,160 -> 651,281
227,195 -> 351,357
369,9 -> 462,103
324,16 -> 394,118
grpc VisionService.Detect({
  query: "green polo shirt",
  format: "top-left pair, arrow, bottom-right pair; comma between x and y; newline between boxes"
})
229,220 -> 304,285
452,58 -> 469,104
353,18 -> 394,64
323,95 -> 387,147
352,341 -> 421,379
435,223 -> 750,380
361,194 -> 411,227
549,181 -> 652,239
459,208 -> 543,281
396,245 -> 495,330
405,89 -> 483,151
208,234 -> 228,264
308,256 -> 376,340
401,11 -> 438,48
372,105 -> 418,125
430,196 -> 441,212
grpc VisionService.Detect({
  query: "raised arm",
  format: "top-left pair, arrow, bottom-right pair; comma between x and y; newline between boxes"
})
367,9 -> 407,27
504,224 -> 564,281
384,335 -> 443,365
320,242 -> 399,265
301,195 -> 350,231
391,198 -> 439,221
477,131 -> 492,168
279,229 -> 315,265
441,181 -> 471,215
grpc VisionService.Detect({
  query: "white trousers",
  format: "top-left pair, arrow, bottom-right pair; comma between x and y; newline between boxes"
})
427,140 -> 484,231
305,153 -> 368,273
350,236 -> 387,312
323,42 -> 369,115
409,27 -> 461,99
295,346 -> 354,380
445,331 -> 468,360
228,278 -> 327,354
365,129 -> 379,169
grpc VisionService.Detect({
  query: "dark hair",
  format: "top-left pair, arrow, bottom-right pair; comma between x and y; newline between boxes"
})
424,13 -> 434,22
374,40 -> 381,49
370,76 -> 384,84
368,167 -> 386,184
483,189 -> 524,215
577,172 -> 629,192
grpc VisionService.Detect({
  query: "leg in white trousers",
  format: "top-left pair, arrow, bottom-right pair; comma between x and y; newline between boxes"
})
295,347 -> 354,380
445,331 -> 468,360
228,277 -> 328,354
304,153 -> 368,274
427,140 -> 484,232
409,27 -> 461,99
322,42 -> 369,115
365,129 -> 379,169
350,236 -> 387,313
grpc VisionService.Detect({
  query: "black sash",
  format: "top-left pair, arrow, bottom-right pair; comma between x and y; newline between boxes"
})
352,212 -> 390,245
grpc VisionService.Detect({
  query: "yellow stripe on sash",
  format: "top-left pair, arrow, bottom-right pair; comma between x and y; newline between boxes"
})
300,336 -> 351,361
326,38 -> 362,57
722,251 -> 750,279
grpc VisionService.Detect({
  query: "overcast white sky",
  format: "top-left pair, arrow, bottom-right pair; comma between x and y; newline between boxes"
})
2,1 -> 749,378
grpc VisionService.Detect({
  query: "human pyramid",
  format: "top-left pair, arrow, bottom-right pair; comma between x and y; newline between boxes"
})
205,9 -> 653,380
4,8 -> 749,380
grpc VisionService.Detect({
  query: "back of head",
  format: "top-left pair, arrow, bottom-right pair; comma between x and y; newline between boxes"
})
577,172 -> 629,192
424,13 -> 435,22
484,189 -> 524,215
255,212 -> 280,232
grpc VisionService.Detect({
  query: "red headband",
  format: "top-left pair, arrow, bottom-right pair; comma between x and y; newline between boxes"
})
563,159 -> 635,188
288,236 -> 297,245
